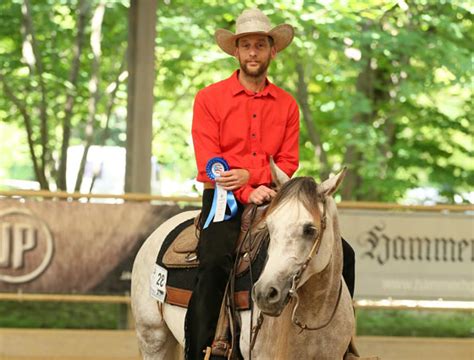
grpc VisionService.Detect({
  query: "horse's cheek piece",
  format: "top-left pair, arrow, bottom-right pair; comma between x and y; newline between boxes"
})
251,191 -> 340,350
287,194 -> 342,331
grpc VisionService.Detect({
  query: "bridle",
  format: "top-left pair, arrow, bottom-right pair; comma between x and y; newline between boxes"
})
288,192 -> 342,331
250,191 -> 343,349
289,192 -> 328,300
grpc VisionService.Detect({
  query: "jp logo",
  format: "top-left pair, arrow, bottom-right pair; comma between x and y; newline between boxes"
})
0,208 -> 54,284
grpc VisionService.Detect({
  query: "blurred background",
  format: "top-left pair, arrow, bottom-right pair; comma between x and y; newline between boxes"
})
0,1 -> 472,359
0,0 -> 472,203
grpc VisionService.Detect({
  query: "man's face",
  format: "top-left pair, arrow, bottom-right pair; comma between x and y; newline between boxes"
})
234,34 -> 276,78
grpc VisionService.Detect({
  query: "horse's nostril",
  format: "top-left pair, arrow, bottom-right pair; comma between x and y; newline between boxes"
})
267,286 -> 280,303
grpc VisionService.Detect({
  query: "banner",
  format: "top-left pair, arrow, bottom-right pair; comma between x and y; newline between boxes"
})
339,209 -> 473,301
0,198 -> 472,300
0,199 -> 193,294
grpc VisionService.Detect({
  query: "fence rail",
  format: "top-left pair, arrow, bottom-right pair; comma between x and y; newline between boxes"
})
1,292 -> 472,312
0,189 -> 201,203
1,189 -> 472,212
0,293 -> 130,304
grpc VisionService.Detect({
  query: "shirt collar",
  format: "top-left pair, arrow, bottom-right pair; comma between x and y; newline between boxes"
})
230,70 -> 277,98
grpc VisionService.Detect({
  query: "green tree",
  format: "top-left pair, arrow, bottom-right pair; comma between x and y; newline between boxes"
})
151,0 -> 472,202
0,0 -> 472,203
0,0 -> 128,190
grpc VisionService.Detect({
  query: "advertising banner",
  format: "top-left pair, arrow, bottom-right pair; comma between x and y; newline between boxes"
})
0,198 -> 472,300
0,199 -> 192,294
339,209 -> 473,301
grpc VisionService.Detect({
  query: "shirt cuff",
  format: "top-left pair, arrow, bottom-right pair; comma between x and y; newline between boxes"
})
233,185 -> 254,205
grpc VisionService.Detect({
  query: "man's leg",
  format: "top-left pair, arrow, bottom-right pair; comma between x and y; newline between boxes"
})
341,237 -> 355,298
185,189 -> 243,360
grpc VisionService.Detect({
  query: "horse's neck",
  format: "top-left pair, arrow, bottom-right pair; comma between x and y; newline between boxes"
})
253,243 -> 344,357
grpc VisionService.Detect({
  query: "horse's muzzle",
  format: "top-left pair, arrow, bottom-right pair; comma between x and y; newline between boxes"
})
252,279 -> 291,316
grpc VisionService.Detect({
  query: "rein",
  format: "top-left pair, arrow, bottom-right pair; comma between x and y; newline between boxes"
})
290,278 -> 342,332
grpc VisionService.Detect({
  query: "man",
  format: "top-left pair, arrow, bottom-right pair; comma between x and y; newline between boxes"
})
186,9 -> 298,359
186,8 -> 354,359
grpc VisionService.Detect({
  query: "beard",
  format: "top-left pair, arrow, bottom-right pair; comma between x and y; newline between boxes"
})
239,54 -> 272,78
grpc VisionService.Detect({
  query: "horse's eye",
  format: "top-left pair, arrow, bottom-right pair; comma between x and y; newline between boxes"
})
303,223 -> 318,238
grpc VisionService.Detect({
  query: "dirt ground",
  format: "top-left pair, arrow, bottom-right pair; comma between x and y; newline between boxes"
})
0,328 -> 472,360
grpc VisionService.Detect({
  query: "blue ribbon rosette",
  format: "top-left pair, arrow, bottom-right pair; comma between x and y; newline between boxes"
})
203,157 -> 238,229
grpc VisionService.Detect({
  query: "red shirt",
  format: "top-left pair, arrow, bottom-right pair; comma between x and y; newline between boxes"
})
192,70 -> 299,204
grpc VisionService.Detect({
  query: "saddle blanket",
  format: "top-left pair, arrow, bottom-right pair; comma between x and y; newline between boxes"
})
152,218 -> 267,310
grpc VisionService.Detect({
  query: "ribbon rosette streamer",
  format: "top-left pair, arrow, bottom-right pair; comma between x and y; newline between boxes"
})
203,157 -> 238,229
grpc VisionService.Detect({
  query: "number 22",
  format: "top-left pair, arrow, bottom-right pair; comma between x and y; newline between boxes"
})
156,273 -> 165,287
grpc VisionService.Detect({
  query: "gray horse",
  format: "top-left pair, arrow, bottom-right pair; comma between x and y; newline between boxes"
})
131,165 -> 374,359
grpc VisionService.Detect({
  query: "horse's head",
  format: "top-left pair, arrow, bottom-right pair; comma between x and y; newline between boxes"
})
252,166 -> 346,316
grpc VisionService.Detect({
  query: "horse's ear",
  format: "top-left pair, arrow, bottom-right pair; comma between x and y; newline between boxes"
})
319,167 -> 347,196
270,157 -> 290,190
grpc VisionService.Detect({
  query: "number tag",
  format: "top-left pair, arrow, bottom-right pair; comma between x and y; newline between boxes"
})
150,264 -> 168,303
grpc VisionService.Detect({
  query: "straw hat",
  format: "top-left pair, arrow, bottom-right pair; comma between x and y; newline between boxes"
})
215,8 -> 294,56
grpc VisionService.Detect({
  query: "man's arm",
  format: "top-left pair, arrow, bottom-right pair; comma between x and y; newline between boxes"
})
215,169 -> 249,190
248,185 -> 276,205
217,170 -> 276,205
228,183 -> 276,205
191,90 -> 221,181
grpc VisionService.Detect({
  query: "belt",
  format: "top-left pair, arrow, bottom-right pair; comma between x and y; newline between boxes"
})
204,182 -> 215,190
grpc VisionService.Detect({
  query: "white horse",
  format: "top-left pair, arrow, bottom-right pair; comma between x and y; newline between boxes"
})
131,166 -> 357,359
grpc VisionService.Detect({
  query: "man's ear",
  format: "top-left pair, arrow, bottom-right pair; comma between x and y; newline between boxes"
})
271,47 -> 277,60
270,157 -> 290,190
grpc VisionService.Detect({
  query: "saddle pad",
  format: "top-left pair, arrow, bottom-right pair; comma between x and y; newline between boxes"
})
161,208 -> 268,276
156,218 -> 268,310
162,222 -> 199,268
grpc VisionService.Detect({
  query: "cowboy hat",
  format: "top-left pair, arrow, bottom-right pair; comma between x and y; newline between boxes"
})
215,8 -> 294,56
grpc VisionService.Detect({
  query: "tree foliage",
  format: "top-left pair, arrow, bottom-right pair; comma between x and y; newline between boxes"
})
0,0 -> 472,203
0,0 -> 128,190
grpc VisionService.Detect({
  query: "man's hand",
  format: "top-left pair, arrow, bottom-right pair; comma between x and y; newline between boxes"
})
249,185 -> 276,205
215,169 -> 250,190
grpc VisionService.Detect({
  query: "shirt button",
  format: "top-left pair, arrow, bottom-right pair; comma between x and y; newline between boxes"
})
251,133 -> 256,138
252,114 -> 256,118
252,152 -> 256,156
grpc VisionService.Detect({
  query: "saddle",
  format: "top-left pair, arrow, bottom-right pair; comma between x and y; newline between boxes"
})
158,204 -> 268,310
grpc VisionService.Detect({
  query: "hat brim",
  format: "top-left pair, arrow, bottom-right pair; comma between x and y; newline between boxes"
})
215,24 -> 294,56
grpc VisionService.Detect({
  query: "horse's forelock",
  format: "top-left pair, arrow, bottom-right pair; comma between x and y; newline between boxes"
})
256,177 -> 320,228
